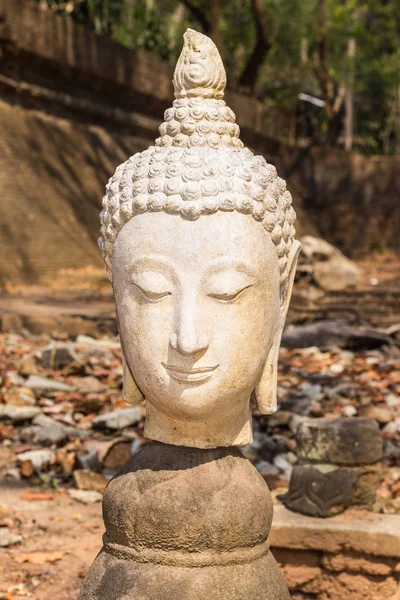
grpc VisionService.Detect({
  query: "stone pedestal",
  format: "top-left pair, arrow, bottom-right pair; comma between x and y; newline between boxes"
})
79,443 -> 290,600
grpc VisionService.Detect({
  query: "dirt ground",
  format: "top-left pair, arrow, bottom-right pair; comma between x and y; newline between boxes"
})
0,486 -> 102,600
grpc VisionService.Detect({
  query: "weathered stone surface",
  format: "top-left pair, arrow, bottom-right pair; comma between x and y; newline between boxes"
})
0,405 -> 41,422
296,417 -> 382,465
79,444 -> 290,600
80,27 -> 298,600
25,375 -> 72,392
300,236 -> 361,291
42,342 -> 78,370
270,505 -> 400,558
20,414 -> 83,446
73,469 -> 108,493
284,464 -> 379,517
322,551 -> 396,576
72,375 -> 107,394
92,407 -> 142,431
68,489 -> 103,504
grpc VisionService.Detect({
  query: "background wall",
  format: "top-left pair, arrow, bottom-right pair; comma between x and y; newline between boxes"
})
0,0 -> 399,283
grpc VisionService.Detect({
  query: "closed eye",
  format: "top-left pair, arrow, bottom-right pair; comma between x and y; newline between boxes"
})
133,283 -> 171,302
208,285 -> 253,303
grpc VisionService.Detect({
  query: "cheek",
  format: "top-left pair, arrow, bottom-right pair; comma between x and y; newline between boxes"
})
116,287 -> 173,361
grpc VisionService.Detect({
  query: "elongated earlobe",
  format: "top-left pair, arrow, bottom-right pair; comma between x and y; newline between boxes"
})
122,353 -> 144,405
255,240 -> 301,414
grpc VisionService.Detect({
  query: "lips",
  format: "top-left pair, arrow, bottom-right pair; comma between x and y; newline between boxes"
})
162,363 -> 219,382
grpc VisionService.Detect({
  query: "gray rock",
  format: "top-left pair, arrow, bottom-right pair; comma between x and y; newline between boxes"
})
255,461 -> 279,477
296,417 -> 383,466
300,235 -> 360,291
0,405 -> 41,422
42,343 -> 78,370
20,414 -> 83,446
92,407 -> 143,431
25,375 -> 72,392
68,489 -> 103,504
72,376 -> 107,394
0,528 -> 22,547
285,464 -> 379,517
17,449 -> 55,470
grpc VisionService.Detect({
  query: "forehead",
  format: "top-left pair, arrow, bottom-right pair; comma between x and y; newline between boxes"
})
113,211 -> 278,274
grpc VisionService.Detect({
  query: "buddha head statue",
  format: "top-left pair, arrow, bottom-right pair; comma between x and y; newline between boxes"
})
98,29 -> 300,449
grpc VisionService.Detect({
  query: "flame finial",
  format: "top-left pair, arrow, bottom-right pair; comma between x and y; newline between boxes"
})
173,29 -> 226,99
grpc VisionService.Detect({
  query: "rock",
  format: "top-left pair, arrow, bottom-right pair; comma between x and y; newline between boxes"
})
3,387 -> 36,407
0,405 -> 41,422
73,469 -> 108,493
259,435 -> 288,462
313,257 -> 360,291
18,355 -> 39,376
76,448 -> 102,472
300,235 -> 360,291
92,407 -> 143,431
102,440 -> 132,470
42,343 -> 78,370
5,468 -> 21,481
342,405 -> 357,417
296,417 -> 383,465
5,371 -> 25,386
273,455 -> 294,479
358,406 -> 393,425
72,376 -> 107,394
255,461 -> 279,477
68,489 -> 103,504
284,464 -> 380,517
20,414 -> 83,446
17,449 -> 55,470
25,375 -> 72,392
282,319 -> 398,350
0,528 -> 22,547
265,411 -> 293,427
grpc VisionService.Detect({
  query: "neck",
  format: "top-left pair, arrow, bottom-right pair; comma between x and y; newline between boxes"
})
144,402 -> 253,449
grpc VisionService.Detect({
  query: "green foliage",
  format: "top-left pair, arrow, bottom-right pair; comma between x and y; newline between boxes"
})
37,0 -> 400,154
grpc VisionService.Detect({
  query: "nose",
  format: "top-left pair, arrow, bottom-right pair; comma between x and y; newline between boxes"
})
169,303 -> 209,357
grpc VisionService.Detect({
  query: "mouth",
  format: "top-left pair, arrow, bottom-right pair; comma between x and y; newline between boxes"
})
162,363 -> 219,382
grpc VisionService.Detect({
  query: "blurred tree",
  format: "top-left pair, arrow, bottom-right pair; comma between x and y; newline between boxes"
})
36,0 -> 400,153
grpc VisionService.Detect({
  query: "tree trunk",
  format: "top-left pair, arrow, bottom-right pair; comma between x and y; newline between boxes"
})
238,0 -> 271,93
210,0 -> 220,47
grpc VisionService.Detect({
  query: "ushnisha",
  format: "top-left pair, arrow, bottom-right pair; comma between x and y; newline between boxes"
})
99,28 -> 300,449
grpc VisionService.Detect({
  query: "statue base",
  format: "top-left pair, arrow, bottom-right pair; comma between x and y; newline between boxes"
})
78,443 -> 290,600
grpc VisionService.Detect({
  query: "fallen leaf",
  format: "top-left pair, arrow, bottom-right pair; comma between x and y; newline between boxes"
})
13,550 -> 65,564
20,460 -> 34,478
19,490 -> 55,501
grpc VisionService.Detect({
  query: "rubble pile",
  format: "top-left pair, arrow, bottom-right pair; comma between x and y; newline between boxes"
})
0,329 -> 399,519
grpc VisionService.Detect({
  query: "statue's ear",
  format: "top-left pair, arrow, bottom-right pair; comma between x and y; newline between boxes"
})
255,240 -> 301,414
122,352 -> 144,405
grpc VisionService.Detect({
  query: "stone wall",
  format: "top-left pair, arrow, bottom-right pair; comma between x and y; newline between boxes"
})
0,0 -> 399,283
270,505 -> 400,599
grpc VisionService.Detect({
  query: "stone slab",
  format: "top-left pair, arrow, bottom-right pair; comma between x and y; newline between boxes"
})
271,505 -> 400,559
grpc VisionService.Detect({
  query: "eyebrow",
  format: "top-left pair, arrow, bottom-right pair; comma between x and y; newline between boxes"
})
206,258 -> 257,277
129,255 -> 176,276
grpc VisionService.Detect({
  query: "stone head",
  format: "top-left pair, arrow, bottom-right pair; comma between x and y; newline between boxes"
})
98,30 -> 300,448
